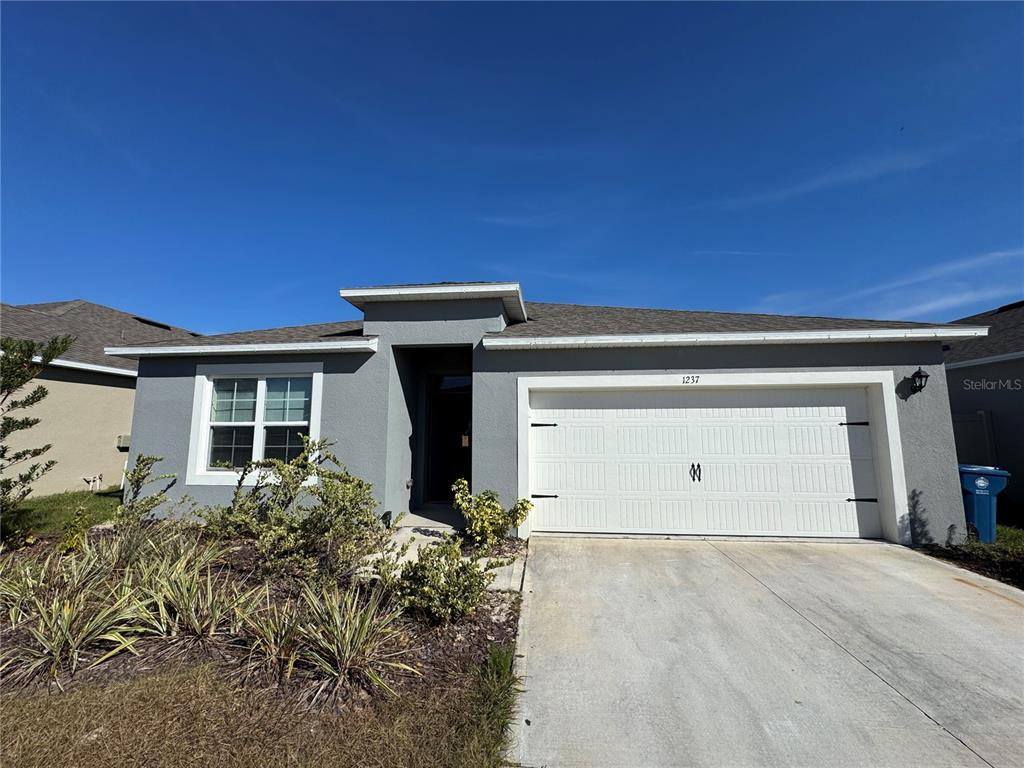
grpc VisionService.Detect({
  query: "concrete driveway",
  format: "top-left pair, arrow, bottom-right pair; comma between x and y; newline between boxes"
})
513,538 -> 1023,768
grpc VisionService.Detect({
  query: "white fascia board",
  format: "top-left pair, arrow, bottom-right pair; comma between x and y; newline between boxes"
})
33,356 -> 137,378
482,326 -> 989,350
339,283 -> 528,323
945,350 -> 1024,370
104,338 -> 379,357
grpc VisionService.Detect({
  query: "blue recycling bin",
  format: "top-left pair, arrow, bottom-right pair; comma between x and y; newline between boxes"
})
958,464 -> 1011,543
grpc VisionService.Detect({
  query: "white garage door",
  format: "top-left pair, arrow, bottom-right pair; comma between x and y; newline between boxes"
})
528,387 -> 881,538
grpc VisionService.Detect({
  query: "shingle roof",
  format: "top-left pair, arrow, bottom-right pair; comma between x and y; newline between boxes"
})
124,298 -> 976,354
494,301 -> 972,338
1,300 -> 197,372
944,300 -> 1023,365
134,319 -> 367,348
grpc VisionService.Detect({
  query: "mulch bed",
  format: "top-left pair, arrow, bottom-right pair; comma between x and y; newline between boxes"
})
0,530 -> 524,712
919,544 -> 1024,590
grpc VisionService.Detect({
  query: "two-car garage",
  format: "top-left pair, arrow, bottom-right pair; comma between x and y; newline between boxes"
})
524,375 -> 896,539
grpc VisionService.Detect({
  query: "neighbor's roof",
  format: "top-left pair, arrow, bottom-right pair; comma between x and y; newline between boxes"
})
1,300 -> 197,374
106,298 -> 984,355
944,299 -> 1024,366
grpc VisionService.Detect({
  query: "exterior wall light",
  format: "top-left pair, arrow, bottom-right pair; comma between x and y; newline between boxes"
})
910,367 -> 930,393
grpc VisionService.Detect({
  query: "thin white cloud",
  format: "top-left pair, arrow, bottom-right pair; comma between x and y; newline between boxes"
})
832,248 -> 1024,305
749,247 -> 1024,321
884,287 -> 1022,321
477,211 -> 564,229
721,145 -> 953,208
691,250 -> 785,257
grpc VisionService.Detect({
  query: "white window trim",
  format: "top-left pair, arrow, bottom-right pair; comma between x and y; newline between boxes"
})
186,362 -> 324,486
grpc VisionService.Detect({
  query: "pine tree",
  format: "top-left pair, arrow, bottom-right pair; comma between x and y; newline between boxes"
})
1,334 -> 76,519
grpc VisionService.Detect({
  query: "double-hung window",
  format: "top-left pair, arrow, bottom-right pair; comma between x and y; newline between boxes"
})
188,363 -> 323,484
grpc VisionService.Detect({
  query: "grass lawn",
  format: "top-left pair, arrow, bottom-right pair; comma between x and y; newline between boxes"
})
1,486 -> 121,540
0,645 -> 519,768
922,524 -> 1024,590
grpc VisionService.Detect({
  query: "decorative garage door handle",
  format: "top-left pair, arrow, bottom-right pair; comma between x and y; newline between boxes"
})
689,463 -> 702,482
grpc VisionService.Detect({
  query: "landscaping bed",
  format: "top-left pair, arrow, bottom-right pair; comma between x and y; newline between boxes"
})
0,445 -> 532,767
920,524 -> 1024,590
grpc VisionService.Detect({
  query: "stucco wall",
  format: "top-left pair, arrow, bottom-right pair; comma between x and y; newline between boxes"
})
364,298 -> 506,513
129,298 -> 508,514
8,367 -> 135,496
472,341 -> 965,545
946,358 -> 1024,519
129,352 -> 388,508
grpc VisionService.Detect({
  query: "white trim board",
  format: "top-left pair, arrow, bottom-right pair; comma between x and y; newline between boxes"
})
186,361 -> 324,486
485,326 -> 987,350
105,338 -> 378,357
945,350 -> 1024,370
514,371 -> 909,544
340,283 -> 528,323
32,356 -> 137,378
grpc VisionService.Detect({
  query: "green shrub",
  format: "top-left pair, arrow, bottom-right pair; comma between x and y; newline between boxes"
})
298,583 -> 415,702
114,455 -> 176,530
451,479 -> 532,553
398,537 -> 492,624
58,506 -> 92,554
201,438 -> 406,579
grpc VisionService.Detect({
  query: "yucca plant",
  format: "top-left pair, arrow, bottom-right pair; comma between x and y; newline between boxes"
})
243,588 -> 305,685
135,561 -> 257,643
0,578 -> 142,689
298,584 -> 416,703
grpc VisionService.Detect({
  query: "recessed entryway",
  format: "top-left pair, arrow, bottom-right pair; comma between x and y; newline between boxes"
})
394,346 -> 473,526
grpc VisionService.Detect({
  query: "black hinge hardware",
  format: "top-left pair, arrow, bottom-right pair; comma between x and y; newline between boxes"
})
846,498 -> 879,503
530,423 -> 558,427
839,421 -> 870,426
531,494 -> 559,499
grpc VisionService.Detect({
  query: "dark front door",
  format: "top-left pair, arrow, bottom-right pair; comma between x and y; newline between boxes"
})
424,375 -> 472,503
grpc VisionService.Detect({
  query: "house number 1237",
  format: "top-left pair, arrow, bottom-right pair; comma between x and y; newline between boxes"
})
681,375 -> 700,384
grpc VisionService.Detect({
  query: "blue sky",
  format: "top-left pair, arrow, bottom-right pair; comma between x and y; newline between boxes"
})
2,2 -> 1022,334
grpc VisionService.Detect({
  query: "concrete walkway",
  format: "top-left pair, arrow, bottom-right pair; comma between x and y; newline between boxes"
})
392,525 -> 525,591
514,538 -> 1024,768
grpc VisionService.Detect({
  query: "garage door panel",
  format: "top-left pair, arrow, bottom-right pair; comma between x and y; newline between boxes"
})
700,462 -> 739,492
529,387 -> 881,538
572,462 -> 605,492
655,462 -> 691,492
616,463 -> 651,492
653,426 -> 687,454
743,463 -> 780,493
615,426 -> 649,454
794,500 -> 859,535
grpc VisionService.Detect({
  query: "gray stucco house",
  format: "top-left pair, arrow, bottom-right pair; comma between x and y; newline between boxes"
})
108,282 -> 987,545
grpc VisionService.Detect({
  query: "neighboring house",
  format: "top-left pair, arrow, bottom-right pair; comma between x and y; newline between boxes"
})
1,300 -> 197,495
109,282 -> 987,545
944,299 -> 1023,524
